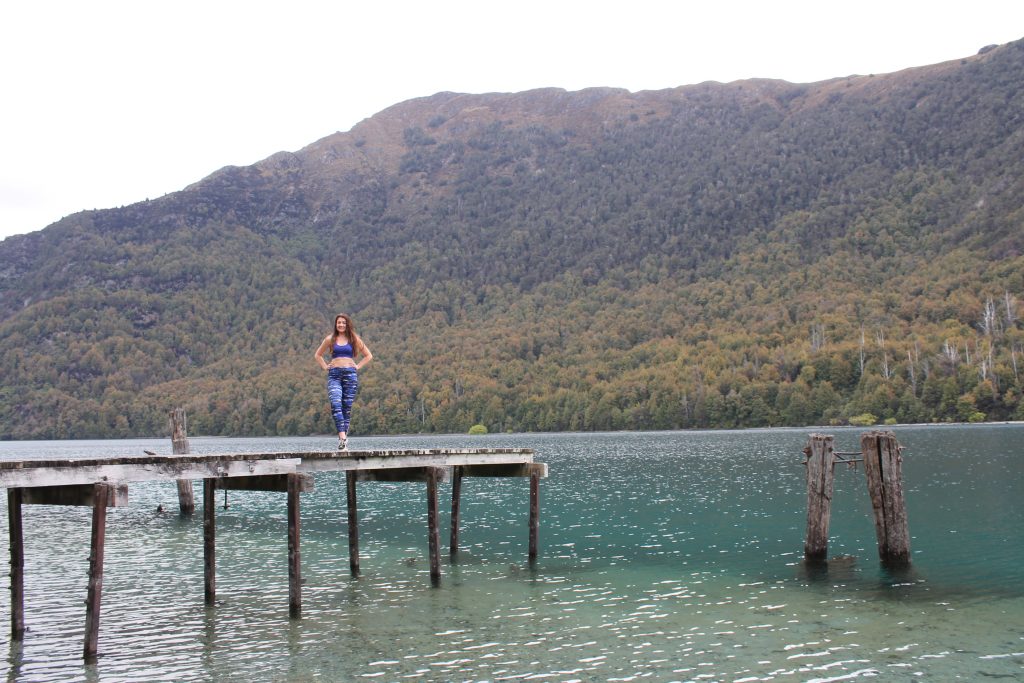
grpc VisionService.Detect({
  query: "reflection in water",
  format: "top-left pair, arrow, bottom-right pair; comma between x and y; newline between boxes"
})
798,554 -> 860,583
6,639 -> 23,683
0,426 -> 1021,681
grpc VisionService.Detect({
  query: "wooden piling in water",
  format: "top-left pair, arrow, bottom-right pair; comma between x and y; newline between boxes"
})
346,471 -> 359,576
803,434 -> 836,563
529,467 -> 540,565
450,465 -> 463,561
84,483 -> 111,662
426,467 -> 441,585
861,431 -> 911,567
287,474 -> 302,618
8,488 -> 24,641
203,479 -> 216,605
170,409 -> 195,514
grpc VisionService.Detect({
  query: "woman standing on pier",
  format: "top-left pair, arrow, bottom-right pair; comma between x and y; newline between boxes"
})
315,314 -> 373,450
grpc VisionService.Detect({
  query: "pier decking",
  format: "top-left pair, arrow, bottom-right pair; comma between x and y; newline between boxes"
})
2,447 -> 546,661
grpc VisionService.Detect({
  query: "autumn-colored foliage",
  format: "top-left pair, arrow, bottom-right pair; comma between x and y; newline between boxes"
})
1,40 -> 1023,438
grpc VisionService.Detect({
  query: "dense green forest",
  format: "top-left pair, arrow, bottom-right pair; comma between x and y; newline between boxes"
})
1,39 -> 1023,439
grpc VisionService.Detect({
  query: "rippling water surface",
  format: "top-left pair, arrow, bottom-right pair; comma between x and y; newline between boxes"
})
1,425 -> 1022,681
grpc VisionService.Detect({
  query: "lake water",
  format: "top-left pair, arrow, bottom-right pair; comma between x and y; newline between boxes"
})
0,425 -> 1021,682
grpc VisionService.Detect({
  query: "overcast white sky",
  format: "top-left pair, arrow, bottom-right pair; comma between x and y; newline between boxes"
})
1,0 -> 1022,240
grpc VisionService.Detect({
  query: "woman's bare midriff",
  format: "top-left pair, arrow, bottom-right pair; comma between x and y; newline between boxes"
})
328,359 -> 357,369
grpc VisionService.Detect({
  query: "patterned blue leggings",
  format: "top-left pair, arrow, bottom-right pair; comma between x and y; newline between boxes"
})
327,367 -> 359,434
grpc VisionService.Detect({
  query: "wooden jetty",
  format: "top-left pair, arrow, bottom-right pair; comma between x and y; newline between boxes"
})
1,446 -> 546,661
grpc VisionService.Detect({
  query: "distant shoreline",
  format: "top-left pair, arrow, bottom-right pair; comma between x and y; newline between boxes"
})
6,421 -> 1024,444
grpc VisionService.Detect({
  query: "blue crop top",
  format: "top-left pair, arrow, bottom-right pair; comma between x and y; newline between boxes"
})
331,341 -> 354,359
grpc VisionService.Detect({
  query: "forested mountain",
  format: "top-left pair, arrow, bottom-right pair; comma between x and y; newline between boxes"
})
2,39 -> 1023,439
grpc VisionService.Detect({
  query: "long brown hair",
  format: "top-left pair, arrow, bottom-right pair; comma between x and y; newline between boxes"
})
331,313 -> 366,356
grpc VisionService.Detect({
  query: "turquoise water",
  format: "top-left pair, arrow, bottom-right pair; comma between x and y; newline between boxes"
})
0,425 -> 1022,681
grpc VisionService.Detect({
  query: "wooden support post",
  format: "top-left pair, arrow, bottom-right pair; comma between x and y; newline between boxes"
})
450,465 -> 463,561
8,488 -> 24,641
861,431 -> 911,568
170,408 -> 195,514
426,467 -> 441,585
287,473 -> 302,618
803,434 -> 836,564
529,467 -> 540,565
346,471 -> 360,577
84,483 -> 111,662
203,479 -> 216,605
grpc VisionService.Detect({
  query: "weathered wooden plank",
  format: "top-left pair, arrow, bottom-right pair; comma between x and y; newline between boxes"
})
460,462 -> 549,478
804,434 -> 836,563
83,483 -> 111,661
0,458 -> 302,489
8,489 -> 24,640
21,484 -> 128,507
287,474 -> 302,618
212,473 -> 314,493
171,409 -> 195,514
298,451 -> 533,474
352,467 -> 452,483
0,451 -> 532,488
300,448 -> 535,459
346,472 -> 359,576
0,448 -> 534,472
0,452 -> 301,470
203,479 -> 216,605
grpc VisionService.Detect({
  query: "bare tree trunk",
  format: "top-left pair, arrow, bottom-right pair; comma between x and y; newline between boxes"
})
859,327 -> 866,376
1004,291 -> 1018,327
907,350 -> 917,396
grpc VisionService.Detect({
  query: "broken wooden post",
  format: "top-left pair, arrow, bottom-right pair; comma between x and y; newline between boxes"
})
803,433 -> 836,564
449,465 -> 463,561
170,409 -> 195,514
426,467 -> 441,585
8,488 -> 24,641
84,483 -> 112,662
346,471 -> 360,576
861,431 -> 911,567
203,479 -> 216,605
529,465 -> 540,565
287,473 -> 302,618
